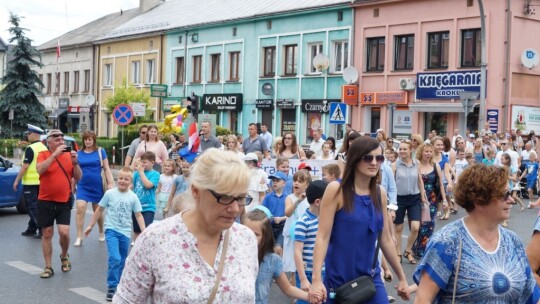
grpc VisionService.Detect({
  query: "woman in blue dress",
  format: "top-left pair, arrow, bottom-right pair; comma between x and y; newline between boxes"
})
414,164 -> 539,303
74,131 -> 114,246
308,136 -> 409,303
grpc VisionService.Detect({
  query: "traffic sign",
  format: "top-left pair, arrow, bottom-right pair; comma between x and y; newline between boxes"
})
150,84 -> 168,97
112,104 -> 134,126
342,85 -> 358,105
329,102 -> 347,124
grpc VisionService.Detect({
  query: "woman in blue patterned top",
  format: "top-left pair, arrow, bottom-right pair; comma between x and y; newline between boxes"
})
414,164 -> 539,303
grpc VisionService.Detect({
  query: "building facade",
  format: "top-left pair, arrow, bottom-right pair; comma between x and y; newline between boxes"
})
352,0 -> 540,139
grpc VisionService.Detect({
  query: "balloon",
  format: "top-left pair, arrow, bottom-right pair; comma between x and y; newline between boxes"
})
161,105 -> 189,134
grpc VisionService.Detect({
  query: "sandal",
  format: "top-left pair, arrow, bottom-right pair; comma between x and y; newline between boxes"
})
40,266 -> 54,278
60,254 -> 71,273
403,250 -> 417,264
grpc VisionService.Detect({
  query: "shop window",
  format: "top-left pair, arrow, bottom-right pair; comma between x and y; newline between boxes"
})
366,37 -> 385,72
394,35 -> 414,70
427,31 -> 449,69
461,28 -> 481,67
370,107 -> 381,133
424,112 -> 448,137
263,46 -> 276,77
306,113 -> 322,143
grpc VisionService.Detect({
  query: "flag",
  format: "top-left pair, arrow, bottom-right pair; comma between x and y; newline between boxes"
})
179,122 -> 200,163
56,40 -> 61,59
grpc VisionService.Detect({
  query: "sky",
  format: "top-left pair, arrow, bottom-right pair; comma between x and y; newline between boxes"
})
0,0 -> 139,46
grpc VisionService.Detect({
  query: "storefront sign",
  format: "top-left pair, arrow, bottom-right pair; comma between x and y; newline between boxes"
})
342,85 -> 358,106
202,94 -> 243,111
282,120 -> 296,134
487,109 -> 499,133
276,99 -> 295,109
150,84 -> 168,98
416,70 -> 481,99
360,92 -> 376,105
392,110 -> 413,134
301,100 -> 334,113
255,99 -> 274,110
512,105 -> 540,134
162,98 -> 182,112
67,106 -> 91,113
359,92 -> 407,105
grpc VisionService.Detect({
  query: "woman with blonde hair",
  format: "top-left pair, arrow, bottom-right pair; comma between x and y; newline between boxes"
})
116,148 -> 259,302
278,132 -> 306,160
271,136 -> 283,159
376,129 -> 388,150
411,134 -> 424,158
134,124 -> 168,172
225,134 -> 244,158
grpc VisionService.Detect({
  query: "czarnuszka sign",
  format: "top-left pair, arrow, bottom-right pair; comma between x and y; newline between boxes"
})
202,94 -> 243,112
416,70 -> 482,99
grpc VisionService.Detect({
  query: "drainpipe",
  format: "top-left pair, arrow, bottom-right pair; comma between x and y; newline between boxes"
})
502,0 -> 511,131
477,0 -> 487,133
183,30 -> 188,99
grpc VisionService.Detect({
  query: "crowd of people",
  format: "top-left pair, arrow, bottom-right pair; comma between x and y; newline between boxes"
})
13,120 -> 540,303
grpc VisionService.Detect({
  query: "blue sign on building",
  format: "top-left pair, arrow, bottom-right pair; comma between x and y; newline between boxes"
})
329,102 -> 347,124
416,70 -> 481,99
487,109 -> 499,133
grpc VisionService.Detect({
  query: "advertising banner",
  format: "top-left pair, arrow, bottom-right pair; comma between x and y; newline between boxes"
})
261,159 -> 337,180
512,105 -> 540,134
392,110 -> 413,134
416,70 -> 481,99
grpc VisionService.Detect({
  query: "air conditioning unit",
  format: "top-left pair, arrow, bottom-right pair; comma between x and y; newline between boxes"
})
399,78 -> 416,90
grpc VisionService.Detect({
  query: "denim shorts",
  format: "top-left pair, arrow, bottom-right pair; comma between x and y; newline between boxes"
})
394,193 -> 421,225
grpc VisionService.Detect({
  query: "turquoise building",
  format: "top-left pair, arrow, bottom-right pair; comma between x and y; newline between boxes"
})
111,0 -> 352,144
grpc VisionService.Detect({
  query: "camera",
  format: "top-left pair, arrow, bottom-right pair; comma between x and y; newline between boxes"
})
64,146 -> 72,152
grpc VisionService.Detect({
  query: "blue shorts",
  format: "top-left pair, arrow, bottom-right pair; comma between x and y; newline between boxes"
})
132,211 -> 154,233
394,193 -> 422,225
527,178 -> 538,190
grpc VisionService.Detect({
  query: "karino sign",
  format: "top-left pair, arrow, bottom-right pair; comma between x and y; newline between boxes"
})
202,94 -> 243,111
416,70 -> 481,99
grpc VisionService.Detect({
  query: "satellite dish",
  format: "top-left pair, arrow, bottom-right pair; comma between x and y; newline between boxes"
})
85,94 -> 96,106
521,49 -> 539,69
342,66 -> 359,84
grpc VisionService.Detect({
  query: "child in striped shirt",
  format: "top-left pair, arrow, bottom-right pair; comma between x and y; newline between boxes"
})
294,180 -> 328,304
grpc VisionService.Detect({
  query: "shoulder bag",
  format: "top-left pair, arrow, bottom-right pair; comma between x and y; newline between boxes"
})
334,187 -> 382,304
98,147 -> 108,193
55,157 -> 75,209
452,238 -> 463,304
207,229 -> 230,304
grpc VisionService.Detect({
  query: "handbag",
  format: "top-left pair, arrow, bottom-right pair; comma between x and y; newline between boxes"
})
421,201 -> 431,223
207,229 -> 230,304
98,147 -> 107,193
335,187 -> 382,304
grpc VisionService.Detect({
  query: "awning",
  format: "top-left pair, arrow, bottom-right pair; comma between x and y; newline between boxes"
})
408,102 -> 479,113
48,108 -> 67,119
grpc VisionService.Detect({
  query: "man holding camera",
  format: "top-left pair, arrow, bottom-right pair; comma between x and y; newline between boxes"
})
36,129 -> 82,278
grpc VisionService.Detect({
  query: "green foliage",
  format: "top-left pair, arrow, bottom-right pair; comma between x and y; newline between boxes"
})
96,138 -> 122,165
0,139 -> 20,157
105,78 -> 151,124
216,125 -> 232,136
0,13 -> 46,138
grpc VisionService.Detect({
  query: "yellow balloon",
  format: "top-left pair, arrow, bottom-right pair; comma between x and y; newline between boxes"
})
161,105 -> 189,134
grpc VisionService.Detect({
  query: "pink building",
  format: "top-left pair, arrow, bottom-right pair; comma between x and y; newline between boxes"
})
351,0 -> 540,140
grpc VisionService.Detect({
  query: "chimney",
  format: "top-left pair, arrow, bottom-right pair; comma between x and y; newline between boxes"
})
140,0 -> 162,14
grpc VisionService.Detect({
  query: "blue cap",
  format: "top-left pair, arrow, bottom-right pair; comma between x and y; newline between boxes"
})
269,171 -> 287,181
27,124 -> 45,135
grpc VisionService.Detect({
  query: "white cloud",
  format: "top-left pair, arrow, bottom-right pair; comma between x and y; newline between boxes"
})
0,0 -> 139,46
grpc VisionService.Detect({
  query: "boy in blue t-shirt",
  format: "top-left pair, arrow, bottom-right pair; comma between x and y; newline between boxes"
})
523,151 -> 539,208
132,151 -> 160,240
85,167 -> 146,301
263,171 -> 288,256
294,180 -> 327,304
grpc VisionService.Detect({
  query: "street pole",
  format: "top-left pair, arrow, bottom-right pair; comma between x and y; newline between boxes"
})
478,0 -> 487,133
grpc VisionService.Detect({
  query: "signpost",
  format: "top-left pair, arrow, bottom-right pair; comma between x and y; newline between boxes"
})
329,102 -> 347,124
112,104 -> 134,165
150,84 -> 168,98
342,85 -> 358,106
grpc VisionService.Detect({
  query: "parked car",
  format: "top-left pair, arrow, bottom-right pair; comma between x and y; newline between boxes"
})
40,134 -> 79,151
0,155 -> 26,213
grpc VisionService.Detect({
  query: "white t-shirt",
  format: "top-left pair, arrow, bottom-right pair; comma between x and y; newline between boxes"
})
246,168 -> 268,211
494,149 -> 519,168
310,138 -> 325,157
454,159 -> 469,183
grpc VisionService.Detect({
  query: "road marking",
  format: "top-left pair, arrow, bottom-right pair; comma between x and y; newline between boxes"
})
5,261 -> 43,275
69,287 -> 108,303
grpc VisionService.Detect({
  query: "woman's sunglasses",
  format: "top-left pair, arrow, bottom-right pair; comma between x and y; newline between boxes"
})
361,155 -> 385,164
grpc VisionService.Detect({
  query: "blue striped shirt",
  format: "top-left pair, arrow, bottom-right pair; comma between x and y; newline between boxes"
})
294,209 -> 323,273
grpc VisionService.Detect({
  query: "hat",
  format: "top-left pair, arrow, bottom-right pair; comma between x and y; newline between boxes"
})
298,162 -> 312,171
27,124 -> 45,135
243,153 -> 258,162
269,171 -> 287,181
253,205 -> 273,219
469,134 -> 475,138
46,129 -> 64,138
306,180 -> 328,204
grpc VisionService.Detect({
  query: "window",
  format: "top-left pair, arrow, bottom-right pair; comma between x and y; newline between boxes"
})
63,72 -> 69,93
146,59 -> 155,84
192,55 -> 202,83
83,70 -> 90,92
132,61 -> 140,85
229,52 -> 240,81
461,28 -> 481,67
46,73 -> 52,94
55,72 -> 60,94
263,46 -> 276,77
210,54 -> 220,82
337,11 -> 343,21
284,44 -> 298,76
309,43 -> 323,73
104,64 -> 113,86
394,35 -> 414,70
73,71 -> 79,93
333,41 -> 349,73
428,31 -> 449,69
175,57 -> 184,84
366,37 -> 385,72
38,74 -> 43,92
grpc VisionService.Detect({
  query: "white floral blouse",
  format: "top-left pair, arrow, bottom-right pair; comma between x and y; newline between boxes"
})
114,213 -> 259,303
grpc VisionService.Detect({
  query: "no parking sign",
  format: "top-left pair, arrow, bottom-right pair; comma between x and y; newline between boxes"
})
112,104 -> 134,126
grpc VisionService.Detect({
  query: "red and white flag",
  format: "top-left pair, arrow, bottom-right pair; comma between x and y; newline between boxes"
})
56,40 -> 61,59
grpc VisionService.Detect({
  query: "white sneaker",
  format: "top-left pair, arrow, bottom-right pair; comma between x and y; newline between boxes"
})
74,238 -> 82,247
98,233 -> 105,242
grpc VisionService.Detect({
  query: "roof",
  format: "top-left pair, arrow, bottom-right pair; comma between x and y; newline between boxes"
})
99,0 -> 351,41
38,8 -> 140,51
0,37 -> 7,51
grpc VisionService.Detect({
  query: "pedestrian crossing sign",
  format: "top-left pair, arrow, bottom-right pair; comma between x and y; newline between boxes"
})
329,102 -> 347,124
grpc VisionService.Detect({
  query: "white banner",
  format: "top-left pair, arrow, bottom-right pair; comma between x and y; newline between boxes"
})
392,110 -> 413,135
261,159 -> 337,180
512,105 -> 540,134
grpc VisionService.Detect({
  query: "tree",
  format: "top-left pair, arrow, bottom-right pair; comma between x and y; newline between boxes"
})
0,13 -> 46,138
105,78 -> 151,123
